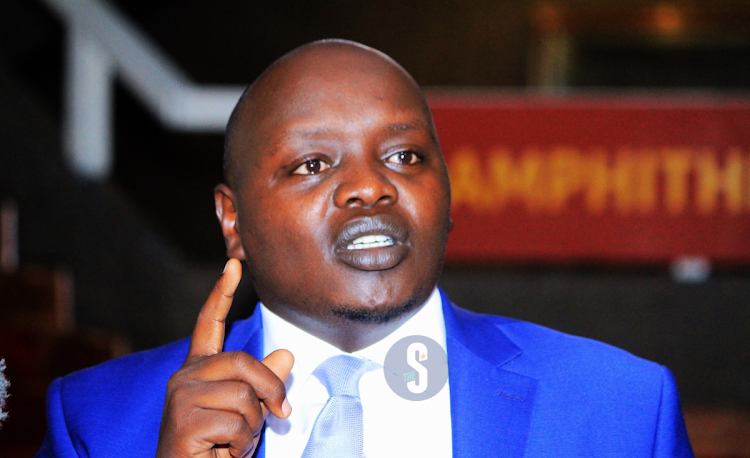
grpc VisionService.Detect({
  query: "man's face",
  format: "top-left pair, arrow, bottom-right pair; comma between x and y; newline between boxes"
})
220,48 -> 451,333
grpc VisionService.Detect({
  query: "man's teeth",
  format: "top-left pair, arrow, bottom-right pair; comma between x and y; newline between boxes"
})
347,235 -> 394,250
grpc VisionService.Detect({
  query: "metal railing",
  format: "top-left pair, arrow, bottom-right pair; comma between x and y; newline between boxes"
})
43,0 -> 245,179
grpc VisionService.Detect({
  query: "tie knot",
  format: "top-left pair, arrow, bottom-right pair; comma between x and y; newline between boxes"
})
312,354 -> 379,397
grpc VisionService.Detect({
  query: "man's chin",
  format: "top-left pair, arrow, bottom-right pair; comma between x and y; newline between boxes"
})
331,295 -> 421,325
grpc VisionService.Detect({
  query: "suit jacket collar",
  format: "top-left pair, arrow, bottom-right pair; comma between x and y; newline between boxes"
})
227,309 -> 266,457
232,289 -> 537,458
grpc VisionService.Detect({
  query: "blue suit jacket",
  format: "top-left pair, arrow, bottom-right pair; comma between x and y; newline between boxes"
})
38,290 -> 694,457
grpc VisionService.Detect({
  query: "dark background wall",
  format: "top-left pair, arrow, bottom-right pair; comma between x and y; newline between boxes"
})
1,0 -> 749,407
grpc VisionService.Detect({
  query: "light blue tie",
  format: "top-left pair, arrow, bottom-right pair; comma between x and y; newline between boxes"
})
301,355 -> 379,458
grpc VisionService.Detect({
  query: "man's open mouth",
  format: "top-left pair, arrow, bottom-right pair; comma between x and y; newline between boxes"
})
335,215 -> 409,271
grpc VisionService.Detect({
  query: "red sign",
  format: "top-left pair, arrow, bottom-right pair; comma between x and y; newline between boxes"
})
427,92 -> 750,266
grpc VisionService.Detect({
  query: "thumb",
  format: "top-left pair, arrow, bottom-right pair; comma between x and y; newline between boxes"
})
261,349 -> 294,418
262,349 -> 294,382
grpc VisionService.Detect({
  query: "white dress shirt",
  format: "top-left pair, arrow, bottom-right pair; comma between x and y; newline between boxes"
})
262,287 -> 452,457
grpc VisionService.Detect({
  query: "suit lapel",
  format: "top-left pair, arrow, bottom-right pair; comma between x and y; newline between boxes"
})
226,305 -> 267,458
442,290 -> 537,457
226,305 -> 264,358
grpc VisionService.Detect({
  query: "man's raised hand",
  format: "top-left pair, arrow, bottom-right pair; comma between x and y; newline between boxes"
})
156,259 -> 294,458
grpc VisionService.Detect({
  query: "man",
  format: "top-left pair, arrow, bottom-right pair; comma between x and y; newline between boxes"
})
38,40 -> 694,457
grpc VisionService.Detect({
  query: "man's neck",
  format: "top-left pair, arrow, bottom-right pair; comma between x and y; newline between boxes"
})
264,304 -> 425,352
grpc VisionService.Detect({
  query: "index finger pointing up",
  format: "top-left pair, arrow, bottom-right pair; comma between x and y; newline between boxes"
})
188,258 -> 243,359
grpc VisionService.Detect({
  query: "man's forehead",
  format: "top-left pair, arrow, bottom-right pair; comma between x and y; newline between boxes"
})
278,121 -> 430,138
240,64 -> 431,142
225,40 -> 434,184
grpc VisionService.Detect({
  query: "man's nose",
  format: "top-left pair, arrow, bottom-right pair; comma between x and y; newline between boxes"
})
333,161 -> 398,209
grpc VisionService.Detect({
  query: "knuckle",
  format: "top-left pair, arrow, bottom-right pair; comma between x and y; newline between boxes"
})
165,377 -> 178,393
249,413 -> 264,434
234,382 -> 252,402
169,384 -> 191,404
166,371 -> 185,391
243,402 -> 265,433
235,383 -> 262,419
247,390 -> 262,412
167,380 -> 203,411
227,351 -> 250,371
167,360 -> 202,389
224,414 -> 249,437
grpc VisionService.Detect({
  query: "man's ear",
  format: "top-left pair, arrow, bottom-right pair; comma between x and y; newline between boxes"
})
214,184 -> 247,260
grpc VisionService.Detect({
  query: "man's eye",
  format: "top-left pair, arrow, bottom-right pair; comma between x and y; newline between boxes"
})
386,150 -> 421,165
292,159 -> 330,175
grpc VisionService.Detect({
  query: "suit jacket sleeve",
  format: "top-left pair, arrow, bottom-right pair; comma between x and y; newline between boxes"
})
36,377 -> 79,458
654,367 -> 694,457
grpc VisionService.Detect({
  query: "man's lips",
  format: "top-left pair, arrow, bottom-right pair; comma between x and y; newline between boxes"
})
334,215 -> 409,271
